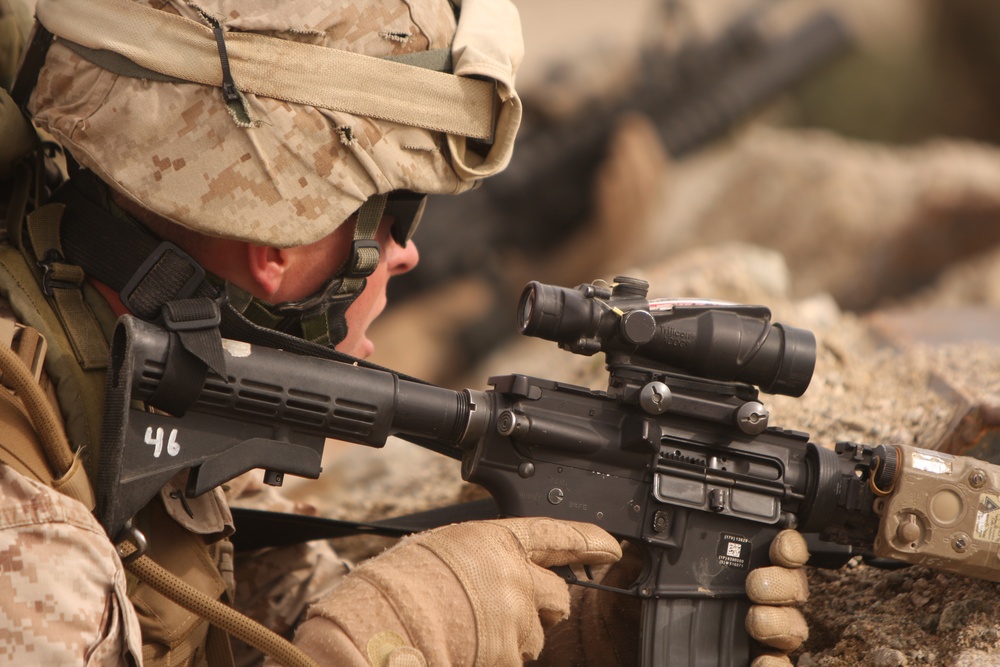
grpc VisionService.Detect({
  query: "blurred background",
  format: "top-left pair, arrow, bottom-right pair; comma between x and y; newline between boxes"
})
368,0 -> 1000,393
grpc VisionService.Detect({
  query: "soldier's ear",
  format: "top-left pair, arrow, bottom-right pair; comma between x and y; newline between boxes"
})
246,244 -> 290,299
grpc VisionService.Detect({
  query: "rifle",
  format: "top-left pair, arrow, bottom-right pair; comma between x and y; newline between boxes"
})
98,277 -> 1000,667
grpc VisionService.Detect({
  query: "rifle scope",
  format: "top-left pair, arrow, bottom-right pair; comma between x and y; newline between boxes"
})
518,277 -> 816,397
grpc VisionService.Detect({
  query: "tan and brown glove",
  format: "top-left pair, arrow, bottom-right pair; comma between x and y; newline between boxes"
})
537,530 -> 811,667
285,518 -> 621,667
530,540 -> 642,667
745,529 -> 811,667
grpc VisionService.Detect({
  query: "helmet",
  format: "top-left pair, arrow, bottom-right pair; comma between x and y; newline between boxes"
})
28,0 -> 523,248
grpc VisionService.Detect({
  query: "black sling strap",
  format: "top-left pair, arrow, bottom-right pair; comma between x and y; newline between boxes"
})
51,172 -> 216,317
229,498 -> 499,552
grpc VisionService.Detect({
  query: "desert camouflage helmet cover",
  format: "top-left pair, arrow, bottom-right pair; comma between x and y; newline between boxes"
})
28,0 -> 523,247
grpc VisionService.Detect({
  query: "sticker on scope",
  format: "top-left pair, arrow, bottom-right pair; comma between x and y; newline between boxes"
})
717,533 -> 751,570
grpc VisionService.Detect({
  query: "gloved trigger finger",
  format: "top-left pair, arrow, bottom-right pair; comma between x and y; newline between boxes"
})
498,518 -> 622,568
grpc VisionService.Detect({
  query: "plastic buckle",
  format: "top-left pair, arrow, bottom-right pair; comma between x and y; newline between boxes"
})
37,249 -> 81,295
121,241 -> 206,316
345,239 -> 381,279
116,521 -> 149,565
162,300 -> 222,332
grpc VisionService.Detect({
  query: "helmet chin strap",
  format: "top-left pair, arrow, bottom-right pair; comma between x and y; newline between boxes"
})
230,194 -> 388,348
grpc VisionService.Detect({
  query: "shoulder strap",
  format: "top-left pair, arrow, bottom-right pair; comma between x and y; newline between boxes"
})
0,243 -> 108,466
23,201 -> 110,369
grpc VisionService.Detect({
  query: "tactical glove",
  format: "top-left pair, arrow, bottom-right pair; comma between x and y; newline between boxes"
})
535,530 -> 811,667
286,518 -> 621,667
745,529 -> 811,667
529,540 -> 642,667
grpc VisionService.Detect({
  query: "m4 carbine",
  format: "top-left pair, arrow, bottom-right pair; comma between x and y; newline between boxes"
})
99,277 -> 1000,667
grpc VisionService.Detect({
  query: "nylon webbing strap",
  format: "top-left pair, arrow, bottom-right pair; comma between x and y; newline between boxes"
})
341,193 -> 386,294
24,202 -> 110,370
147,298 -> 226,417
49,172 -> 218,319
230,498 -> 500,552
121,246 -> 207,320
10,22 -> 54,110
36,0 -> 497,140
298,194 -> 385,345
384,48 -> 453,72
63,39 -> 183,83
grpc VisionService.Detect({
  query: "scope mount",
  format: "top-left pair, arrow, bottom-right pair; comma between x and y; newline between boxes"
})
607,362 -> 772,436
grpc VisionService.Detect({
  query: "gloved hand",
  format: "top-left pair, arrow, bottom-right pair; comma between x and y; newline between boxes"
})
745,529 -> 811,667
530,540 -> 642,667
286,518 -> 621,667
536,531 -> 810,667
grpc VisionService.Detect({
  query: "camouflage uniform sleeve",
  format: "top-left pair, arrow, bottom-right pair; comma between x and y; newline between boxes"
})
0,463 -> 143,665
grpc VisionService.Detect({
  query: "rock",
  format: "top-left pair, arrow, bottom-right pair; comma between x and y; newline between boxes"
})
870,647 -> 908,667
645,127 -> 1000,311
951,650 -> 1000,667
938,600 -> 989,633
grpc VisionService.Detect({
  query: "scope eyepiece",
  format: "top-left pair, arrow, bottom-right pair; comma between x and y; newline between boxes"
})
518,281 -> 596,341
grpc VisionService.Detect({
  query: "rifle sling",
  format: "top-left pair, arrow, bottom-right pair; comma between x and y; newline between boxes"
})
229,498 -> 500,552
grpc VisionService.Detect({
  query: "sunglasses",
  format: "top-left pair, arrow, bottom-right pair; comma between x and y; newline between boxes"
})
384,190 -> 428,247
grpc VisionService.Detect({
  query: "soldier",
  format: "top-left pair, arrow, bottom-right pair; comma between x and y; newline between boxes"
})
0,0 -> 807,665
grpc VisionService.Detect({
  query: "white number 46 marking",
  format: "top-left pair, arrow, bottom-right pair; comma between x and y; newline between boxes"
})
145,427 -> 181,458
